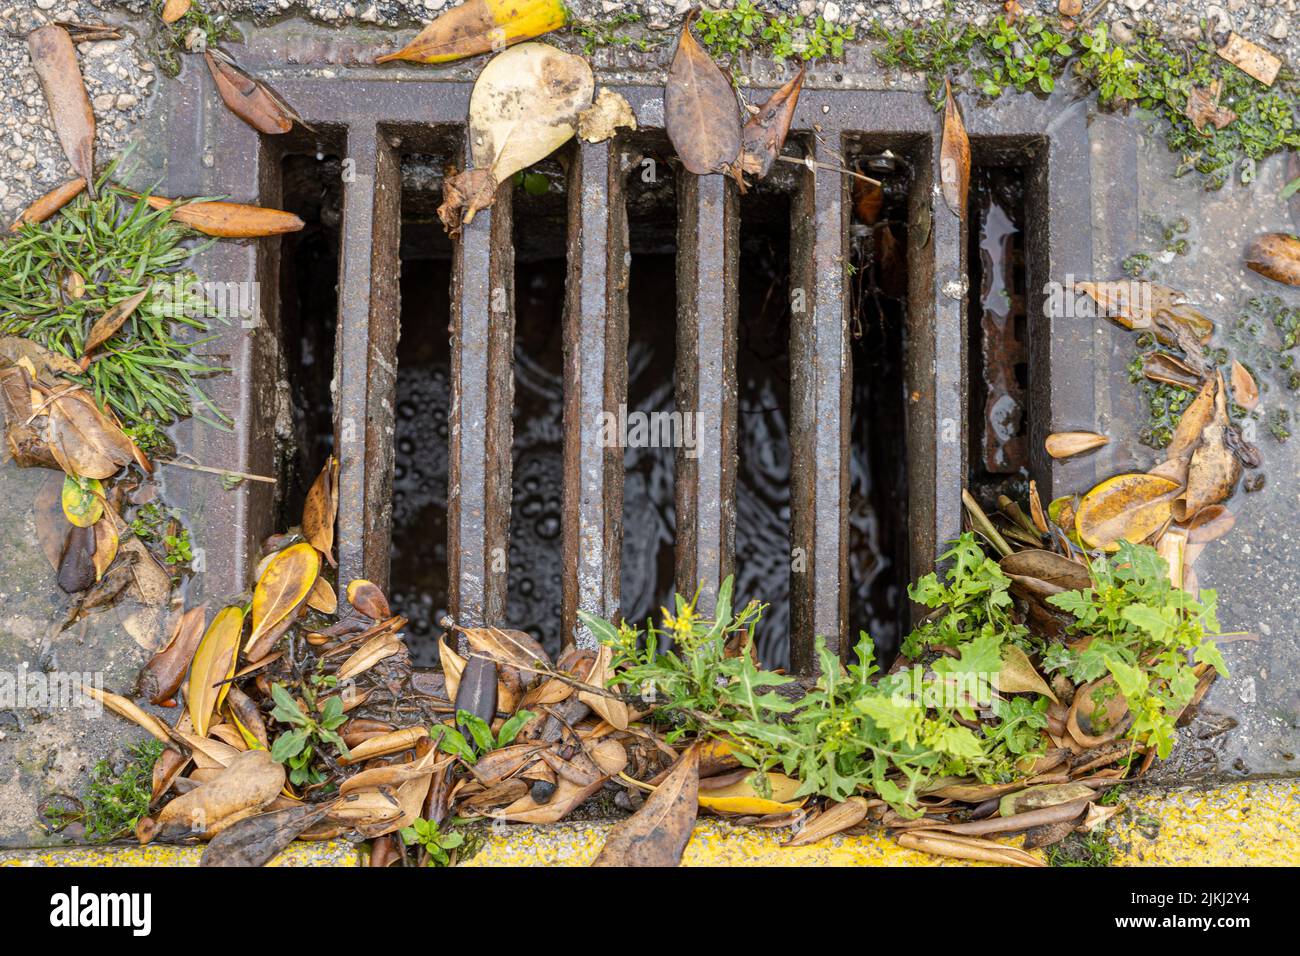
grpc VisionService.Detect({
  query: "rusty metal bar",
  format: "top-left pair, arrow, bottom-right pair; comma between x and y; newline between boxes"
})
788,136 -> 852,670
334,123 -> 402,592
448,153 -> 514,628
674,172 -> 739,616
562,141 -> 628,649
906,134 -> 968,591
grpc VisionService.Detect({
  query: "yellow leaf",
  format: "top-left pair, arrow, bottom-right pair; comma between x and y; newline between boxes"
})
61,473 -> 103,527
1075,473 -> 1180,552
245,542 -> 320,660
301,456 -> 339,563
997,645 -> 1058,703
189,605 -> 245,738
697,771 -> 806,815
375,0 -> 567,65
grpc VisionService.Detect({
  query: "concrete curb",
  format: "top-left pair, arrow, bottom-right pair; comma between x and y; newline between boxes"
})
0,780 -> 1294,866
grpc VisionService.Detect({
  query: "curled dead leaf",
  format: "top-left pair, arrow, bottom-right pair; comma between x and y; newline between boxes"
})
302,455 -> 339,564
189,605 -> 245,738
140,749 -> 284,844
578,88 -> 637,144
205,51 -> 302,136
346,578 -> 391,620
144,195 -> 305,238
665,10 -> 741,176
245,542 -> 320,661
9,177 -> 86,232
1229,359 -> 1259,411
784,796 -> 870,847
1075,473 -> 1181,552
593,744 -> 699,866
28,25 -> 96,194
739,65 -> 804,181
940,78 -> 970,220
1044,431 -> 1108,459
1244,232 -> 1300,287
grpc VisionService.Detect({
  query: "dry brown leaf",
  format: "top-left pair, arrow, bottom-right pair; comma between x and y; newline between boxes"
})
439,634 -> 467,702
302,455 -> 339,564
225,685 -> 270,750
306,576 -> 338,615
1244,232 -> 1300,287
578,88 -> 637,143
189,605 -> 245,738
1184,80 -> 1236,132
739,65 -> 804,181
9,177 -> 86,232
345,579 -> 392,620
83,286 -> 151,356
1184,503 -> 1235,543
1167,377 -> 1216,460
593,743 -> 699,866
1229,359 -> 1259,411
1216,32 -> 1280,86
896,830 -> 1045,866
1067,677 -> 1131,747
999,782 -> 1094,817
374,0 -> 567,65
940,78 -> 970,220
578,643 -> 629,731
205,51 -> 299,136
161,0 -> 192,23
339,727 -> 428,765
1028,480 -> 1048,534
136,604 -> 208,705
28,26 -> 96,193
140,749 -> 284,843
1075,473 -> 1181,552
144,196 -> 305,238
783,796 -> 870,847
1142,351 -> 1202,391
245,542 -> 320,661
1173,373 -> 1240,522
45,388 -> 136,479
665,10 -> 741,176
84,684 -> 172,744
998,645 -> 1058,702
437,168 -> 496,238
1044,431 -> 1108,459
999,549 -> 1092,592
336,632 -> 402,681
1157,527 -> 1188,589
501,775 -> 605,824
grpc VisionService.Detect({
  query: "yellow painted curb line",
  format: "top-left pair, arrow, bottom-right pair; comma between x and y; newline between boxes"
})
0,840 -> 360,867
463,780 -> 1299,867
0,780 -> 1293,866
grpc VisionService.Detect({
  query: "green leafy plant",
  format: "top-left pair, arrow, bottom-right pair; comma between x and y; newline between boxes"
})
399,817 -> 465,866
573,11 -> 661,55
128,501 -> 194,567
975,14 -> 1072,97
583,574 -> 1043,816
269,682 -> 349,787
695,0 -> 856,69
43,740 -> 163,842
433,709 -> 537,763
0,167 -> 228,432
1076,24 -> 1142,106
148,0 -> 243,76
902,534 -> 1028,657
1044,541 -> 1226,758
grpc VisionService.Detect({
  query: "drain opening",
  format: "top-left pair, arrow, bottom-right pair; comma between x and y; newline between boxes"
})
620,134 -> 679,631
736,176 -> 794,669
389,137 -> 459,666
275,131 -> 344,530
509,155 -> 569,658
967,163 -> 1029,503
846,145 -> 913,661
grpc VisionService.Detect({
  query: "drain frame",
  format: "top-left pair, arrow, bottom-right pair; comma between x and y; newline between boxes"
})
168,56 -> 1091,671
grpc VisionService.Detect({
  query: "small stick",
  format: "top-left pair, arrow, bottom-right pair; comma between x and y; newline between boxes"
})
158,458 -> 276,483
962,489 -> 1014,558
777,154 -> 882,186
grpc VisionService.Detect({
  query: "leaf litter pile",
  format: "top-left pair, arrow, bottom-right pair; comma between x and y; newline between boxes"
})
5,4 -> 1287,867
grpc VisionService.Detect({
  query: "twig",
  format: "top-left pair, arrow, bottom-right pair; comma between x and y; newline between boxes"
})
777,154 -> 882,186
157,458 -> 276,483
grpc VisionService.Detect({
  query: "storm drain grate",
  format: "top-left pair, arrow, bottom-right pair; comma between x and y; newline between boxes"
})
171,63 -> 1093,675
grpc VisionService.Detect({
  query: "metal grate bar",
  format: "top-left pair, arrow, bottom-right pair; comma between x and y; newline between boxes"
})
561,141 -> 628,645
334,124 -> 402,590
447,163 -> 515,628
789,142 -> 851,669
673,172 -> 739,618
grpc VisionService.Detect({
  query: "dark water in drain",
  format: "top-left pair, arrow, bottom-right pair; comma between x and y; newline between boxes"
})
507,259 -> 567,657
390,259 -> 451,667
